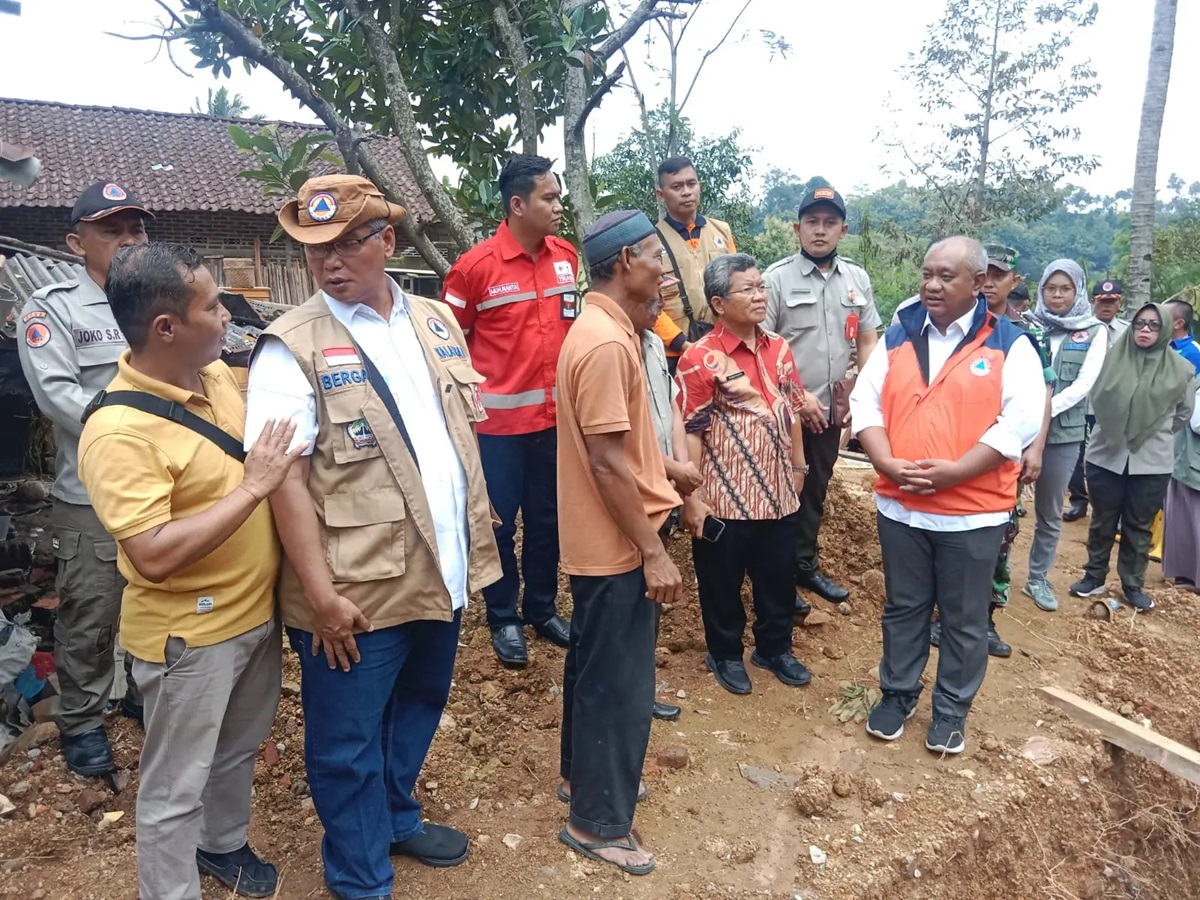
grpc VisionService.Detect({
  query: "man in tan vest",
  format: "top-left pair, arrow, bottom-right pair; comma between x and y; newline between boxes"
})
651,156 -> 737,373
243,175 -> 501,900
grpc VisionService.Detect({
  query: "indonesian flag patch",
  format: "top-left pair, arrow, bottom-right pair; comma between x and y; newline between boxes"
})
322,347 -> 362,366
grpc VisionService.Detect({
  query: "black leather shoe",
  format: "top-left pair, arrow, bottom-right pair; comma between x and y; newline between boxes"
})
652,701 -> 681,720
491,624 -> 528,668
794,594 -> 812,618
1062,501 -> 1088,522
750,651 -> 812,686
531,614 -> 570,648
705,653 -> 752,695
61,725 -> 115,777
390,823 -> 470,867
796,570 -> 849,603
197,844 -> 278,897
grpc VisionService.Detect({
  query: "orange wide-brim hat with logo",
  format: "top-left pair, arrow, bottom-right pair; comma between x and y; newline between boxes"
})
278,174 -> 407,244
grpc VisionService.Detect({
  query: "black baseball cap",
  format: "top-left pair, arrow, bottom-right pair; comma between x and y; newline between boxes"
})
71,181 -> 154,225
985,245 -> 1018,272
1007,281 -> 1030,303
798,186 -> 846,218
1091,278 -> 1123,299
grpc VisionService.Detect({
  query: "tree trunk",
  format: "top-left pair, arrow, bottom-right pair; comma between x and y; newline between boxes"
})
1129,0 -> 1178,307
491,0 -> 539,156
971,0 -> 1004,227
562,61 -> 597,234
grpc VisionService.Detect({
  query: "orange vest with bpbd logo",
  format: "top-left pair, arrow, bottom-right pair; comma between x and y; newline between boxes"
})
875,300 -> 1027,516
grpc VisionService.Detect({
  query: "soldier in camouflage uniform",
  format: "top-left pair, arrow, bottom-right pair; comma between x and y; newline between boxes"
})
932,247 -> 1054,657
17,181 -> 151,777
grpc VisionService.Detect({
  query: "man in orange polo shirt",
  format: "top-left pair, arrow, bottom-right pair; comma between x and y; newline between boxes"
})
555,210 -> 682,876
442,154 -> 577,666
850,237 -> 1043,757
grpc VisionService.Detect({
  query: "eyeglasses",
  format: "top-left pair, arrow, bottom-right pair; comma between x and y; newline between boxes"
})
1044,284 -> 1076,296
727,284 -> 768,298
303,223 -> 388,260
1132,318 -> 1162,332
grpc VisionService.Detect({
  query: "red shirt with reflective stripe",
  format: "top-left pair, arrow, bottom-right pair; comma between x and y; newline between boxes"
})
442,221 -> 579,435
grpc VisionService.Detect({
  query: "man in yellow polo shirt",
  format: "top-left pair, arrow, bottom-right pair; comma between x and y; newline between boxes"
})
77,242 -> 301,900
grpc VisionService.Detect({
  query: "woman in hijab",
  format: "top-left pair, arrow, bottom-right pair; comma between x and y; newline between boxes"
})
1163,372 -> 1200,592
1069,303 -> 1194,610
1021,260 -> 1108,612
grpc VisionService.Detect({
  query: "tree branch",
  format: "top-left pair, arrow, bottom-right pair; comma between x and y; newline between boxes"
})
342,0 -> 476,253
597,0 -> 697,62
185,1 -> 458,274
491,0 -> 539,156
676,0 -> 754,117
573,61 -> 626,137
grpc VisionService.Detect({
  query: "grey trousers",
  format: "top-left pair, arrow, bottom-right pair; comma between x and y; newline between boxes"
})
1027,441 -> 1082,581
877,514 -> 1006,718
132,617 -> 282,900
50,499 -> 141,736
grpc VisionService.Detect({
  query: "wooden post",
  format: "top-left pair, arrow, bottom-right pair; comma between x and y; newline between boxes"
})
253,236 -> 263,287
1038,686 -> 1200,787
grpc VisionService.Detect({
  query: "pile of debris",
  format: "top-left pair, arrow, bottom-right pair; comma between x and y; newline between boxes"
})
0,478 -> 56,761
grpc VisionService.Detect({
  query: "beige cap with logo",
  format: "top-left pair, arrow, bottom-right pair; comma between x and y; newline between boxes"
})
278,175 -> 406,244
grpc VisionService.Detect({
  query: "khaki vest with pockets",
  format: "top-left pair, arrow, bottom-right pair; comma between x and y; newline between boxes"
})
1048,324 -> 1103,445
264,293 -> 501,632
658,217 -> 735,329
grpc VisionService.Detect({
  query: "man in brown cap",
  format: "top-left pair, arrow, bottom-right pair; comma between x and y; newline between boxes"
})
244,175 -> 502,900
17,180 -> 152,777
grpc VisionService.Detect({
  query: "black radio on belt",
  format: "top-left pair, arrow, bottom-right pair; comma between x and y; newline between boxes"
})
219,291 -> 268,368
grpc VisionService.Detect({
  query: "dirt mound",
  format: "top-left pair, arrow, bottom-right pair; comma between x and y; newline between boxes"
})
5,467 -> 1200,899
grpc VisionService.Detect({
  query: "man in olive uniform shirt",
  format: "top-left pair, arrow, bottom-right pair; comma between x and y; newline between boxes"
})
17,180 -> 151,776
764,187 -> 881,606
651,156 -> 737,372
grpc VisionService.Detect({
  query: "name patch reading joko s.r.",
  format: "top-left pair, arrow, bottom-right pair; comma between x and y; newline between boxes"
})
320,368 -> 368,391
73,327 -> 125,346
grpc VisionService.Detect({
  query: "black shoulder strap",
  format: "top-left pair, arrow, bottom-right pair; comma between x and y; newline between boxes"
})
81,390 -> 247,462
655,226 -> 697,326
352,341 -> 421,472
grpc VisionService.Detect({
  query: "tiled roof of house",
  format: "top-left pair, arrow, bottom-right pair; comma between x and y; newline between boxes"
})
0,97 -> 434,220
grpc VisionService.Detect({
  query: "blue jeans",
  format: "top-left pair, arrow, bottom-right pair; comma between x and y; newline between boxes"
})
287,613 -> 461,899
478,428 -> 560,629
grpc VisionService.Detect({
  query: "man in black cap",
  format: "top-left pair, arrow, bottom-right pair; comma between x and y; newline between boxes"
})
764,187 -> 881,608
17,180 -> 151,777
1006,281 -> 1031,318
555,209 -> 683,876
1065,278 -> 1128,521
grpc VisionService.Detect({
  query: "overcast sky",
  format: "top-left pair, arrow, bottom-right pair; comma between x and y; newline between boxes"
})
1,0 -> 1196,200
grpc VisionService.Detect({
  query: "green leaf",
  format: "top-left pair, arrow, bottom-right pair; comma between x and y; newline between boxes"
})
227,124 -> 254,150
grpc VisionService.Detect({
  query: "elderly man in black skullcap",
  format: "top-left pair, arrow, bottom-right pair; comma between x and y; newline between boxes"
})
554,210 -> 684,876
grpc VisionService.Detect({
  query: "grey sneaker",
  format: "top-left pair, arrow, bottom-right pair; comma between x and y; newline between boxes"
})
925,715 -> 967,755
1070,575 -> 1107,598
1023,578 -> 1059,612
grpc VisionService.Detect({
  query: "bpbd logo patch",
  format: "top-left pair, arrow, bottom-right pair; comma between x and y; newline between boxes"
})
970,357 -> 992,377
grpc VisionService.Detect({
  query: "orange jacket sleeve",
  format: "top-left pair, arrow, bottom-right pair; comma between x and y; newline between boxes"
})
653,310 -> 686,354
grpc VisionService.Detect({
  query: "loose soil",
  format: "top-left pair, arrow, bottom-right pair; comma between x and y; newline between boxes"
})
3,467 -> 1200,900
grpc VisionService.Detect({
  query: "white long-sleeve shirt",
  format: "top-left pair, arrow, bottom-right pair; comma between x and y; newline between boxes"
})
244,282 -> 470,610
850,305 -> 1045,531
1047,330 -> 1107,420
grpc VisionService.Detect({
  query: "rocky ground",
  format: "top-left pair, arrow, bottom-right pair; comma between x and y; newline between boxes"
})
2,467 -> 1200,899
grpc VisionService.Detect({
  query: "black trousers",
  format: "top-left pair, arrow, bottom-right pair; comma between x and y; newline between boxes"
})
693,513 -> 799,660
559,567 -> 655,838
1067,415 -> 1096,505
1083,463 -> 1170,590
877,514 -> 1006,718
796,424 -> 842,575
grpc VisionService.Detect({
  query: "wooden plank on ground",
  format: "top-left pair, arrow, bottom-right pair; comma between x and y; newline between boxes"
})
1038,686 -> 1200,787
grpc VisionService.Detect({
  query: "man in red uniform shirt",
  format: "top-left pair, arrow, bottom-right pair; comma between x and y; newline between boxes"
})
442,155 -> 577,666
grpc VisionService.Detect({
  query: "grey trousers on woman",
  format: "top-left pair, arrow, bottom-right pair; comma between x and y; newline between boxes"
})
1028,441 -> 1082,581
